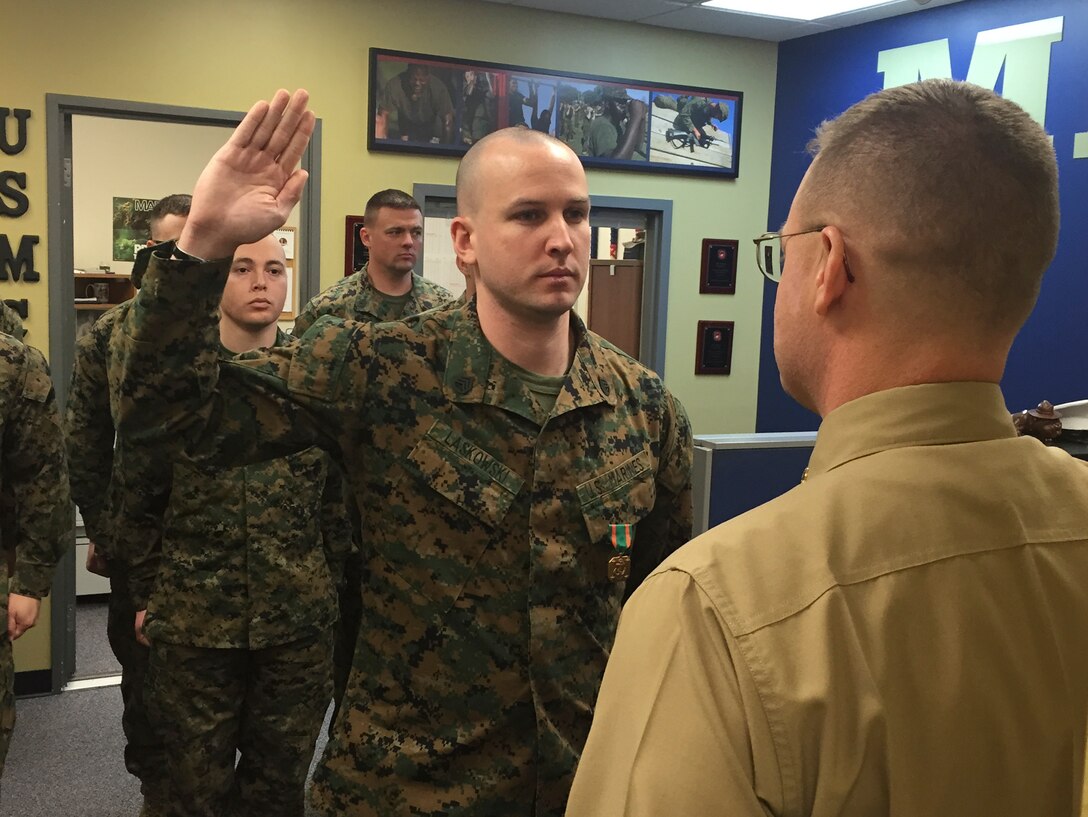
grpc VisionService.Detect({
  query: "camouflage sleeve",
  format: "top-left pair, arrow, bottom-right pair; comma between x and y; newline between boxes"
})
6,346 -> 73,598
112,253 -> 360,472
65,320 -> 115,547
291,300 -> 318,338
319,458 -> 354,588
623,389 -> 694,602
111,441 -> 173,608
0,302 -> 25,341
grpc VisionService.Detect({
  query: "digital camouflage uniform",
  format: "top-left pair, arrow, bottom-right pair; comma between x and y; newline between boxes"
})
126,329 -> 351,817
65,264 -> 169,804
0,301 -> 28,613
112,252 -> 694,817
0,302 -> 26,341
292,264 -> 451,729
292,264 -> 451,335
0,334 -> 72,778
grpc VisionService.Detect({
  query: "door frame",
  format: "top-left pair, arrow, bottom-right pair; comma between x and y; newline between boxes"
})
42,94 -> 323,694
412,183 -> 673,376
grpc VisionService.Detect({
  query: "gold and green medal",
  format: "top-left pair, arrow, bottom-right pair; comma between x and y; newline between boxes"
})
607,523 -> 633,582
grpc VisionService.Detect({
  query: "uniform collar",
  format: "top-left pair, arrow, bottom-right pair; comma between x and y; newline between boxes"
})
441,303 -> 618,419
218,327 -> 289,359
805,382 -> 1017,481
354,263 -> 426,320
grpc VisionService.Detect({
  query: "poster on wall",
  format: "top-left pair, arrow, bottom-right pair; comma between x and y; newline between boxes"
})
368,48 -> 743,179
112,196 -> 158,261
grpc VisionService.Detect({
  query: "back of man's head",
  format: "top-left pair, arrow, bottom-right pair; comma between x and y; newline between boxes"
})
148,193 -> 192,243
363,189 -> 421,224
804,79 -> 1058,339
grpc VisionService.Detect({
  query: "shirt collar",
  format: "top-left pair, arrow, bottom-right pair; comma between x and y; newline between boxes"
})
441,303 -> 618,416
806,382 -> 1017,480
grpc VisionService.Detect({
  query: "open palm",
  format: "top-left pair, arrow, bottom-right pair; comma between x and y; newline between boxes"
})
183,89 -> 316,259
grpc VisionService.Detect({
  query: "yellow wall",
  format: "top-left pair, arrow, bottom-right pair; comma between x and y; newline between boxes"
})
3,0 -> 777,430
4,0 -> 777,670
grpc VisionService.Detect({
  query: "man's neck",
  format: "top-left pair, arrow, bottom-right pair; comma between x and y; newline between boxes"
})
368,264 -> 413,297
476,295 -> 574,377
219,318 -> 278,354
813,334 -> 1008,418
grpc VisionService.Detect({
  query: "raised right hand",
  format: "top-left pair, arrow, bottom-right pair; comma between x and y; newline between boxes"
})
178,89 -> 316,260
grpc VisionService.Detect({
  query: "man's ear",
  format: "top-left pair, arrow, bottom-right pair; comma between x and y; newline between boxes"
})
359,226 -> 371,249
813,226 -> 850,316
450,216 -> 476,265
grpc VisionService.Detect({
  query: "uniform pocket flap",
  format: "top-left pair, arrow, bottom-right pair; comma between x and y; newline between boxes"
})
406,422 -> 524,528
578,451 -> 656,545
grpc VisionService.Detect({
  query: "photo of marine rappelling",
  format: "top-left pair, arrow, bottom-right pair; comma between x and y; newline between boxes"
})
649,93 -> 738,171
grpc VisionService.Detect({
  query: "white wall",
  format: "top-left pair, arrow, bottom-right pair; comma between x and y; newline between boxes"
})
70,116 -> 302,318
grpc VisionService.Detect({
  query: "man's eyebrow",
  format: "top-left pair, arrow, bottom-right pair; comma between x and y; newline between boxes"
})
232,256 -> 254,265
505,197 -> 591,208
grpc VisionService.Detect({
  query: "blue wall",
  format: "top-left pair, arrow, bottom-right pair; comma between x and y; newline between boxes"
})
757,0 -> 1088,432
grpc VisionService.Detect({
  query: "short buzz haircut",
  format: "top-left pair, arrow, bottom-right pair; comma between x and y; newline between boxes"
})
363,189 -> 421,224
804,79 -> 1058,335
455,127 -> 576,216
148,193 -> 192,230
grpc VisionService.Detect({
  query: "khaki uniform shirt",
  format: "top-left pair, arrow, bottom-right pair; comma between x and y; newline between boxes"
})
569,382 -> 1088,817
112,253 -> 694,817
292,263 -> 452,337
1,335 -> 71,617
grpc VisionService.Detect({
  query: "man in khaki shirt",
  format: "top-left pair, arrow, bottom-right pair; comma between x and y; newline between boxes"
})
568,79 -> 1088,817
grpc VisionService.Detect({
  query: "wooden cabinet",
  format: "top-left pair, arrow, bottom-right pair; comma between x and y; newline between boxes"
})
74,269 -> 134,312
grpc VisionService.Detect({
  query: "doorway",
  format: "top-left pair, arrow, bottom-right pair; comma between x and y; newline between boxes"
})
412,184 -> 673,375
42,95 -> 323,694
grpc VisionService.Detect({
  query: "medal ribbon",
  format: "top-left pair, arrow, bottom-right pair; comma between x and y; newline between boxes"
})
610,523 -> 633,554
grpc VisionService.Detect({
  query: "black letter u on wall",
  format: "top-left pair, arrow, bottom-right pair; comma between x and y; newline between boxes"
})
0,109 -> 31,157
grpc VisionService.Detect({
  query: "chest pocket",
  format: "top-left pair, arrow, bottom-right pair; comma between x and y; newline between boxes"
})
388,422 -> 524,610
578,451 -> 657,547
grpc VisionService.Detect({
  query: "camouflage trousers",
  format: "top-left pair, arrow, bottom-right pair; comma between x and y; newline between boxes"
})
330,550 -> 362,734
106,569 -> 168,803
0,629 -> 13,781
146,632 -> 333,817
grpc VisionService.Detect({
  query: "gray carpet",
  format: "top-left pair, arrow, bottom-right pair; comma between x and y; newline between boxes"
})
2,685 -> 333,816
75,599 -> 123,678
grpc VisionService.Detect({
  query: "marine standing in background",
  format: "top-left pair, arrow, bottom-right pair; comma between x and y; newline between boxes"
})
65,192 -> 191,816
110,91 -> 694,816
0,327 -> 71,781
292,188 -> 450,729
125,234 -> 351,817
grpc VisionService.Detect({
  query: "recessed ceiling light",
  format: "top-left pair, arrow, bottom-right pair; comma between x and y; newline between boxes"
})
701,0 -> 899,22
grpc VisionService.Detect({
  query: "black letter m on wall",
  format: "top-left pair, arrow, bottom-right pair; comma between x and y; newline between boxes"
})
0,234 -> 40,281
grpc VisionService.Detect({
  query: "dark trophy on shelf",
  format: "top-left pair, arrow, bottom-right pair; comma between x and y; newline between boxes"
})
1012,400 -> 1063,442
